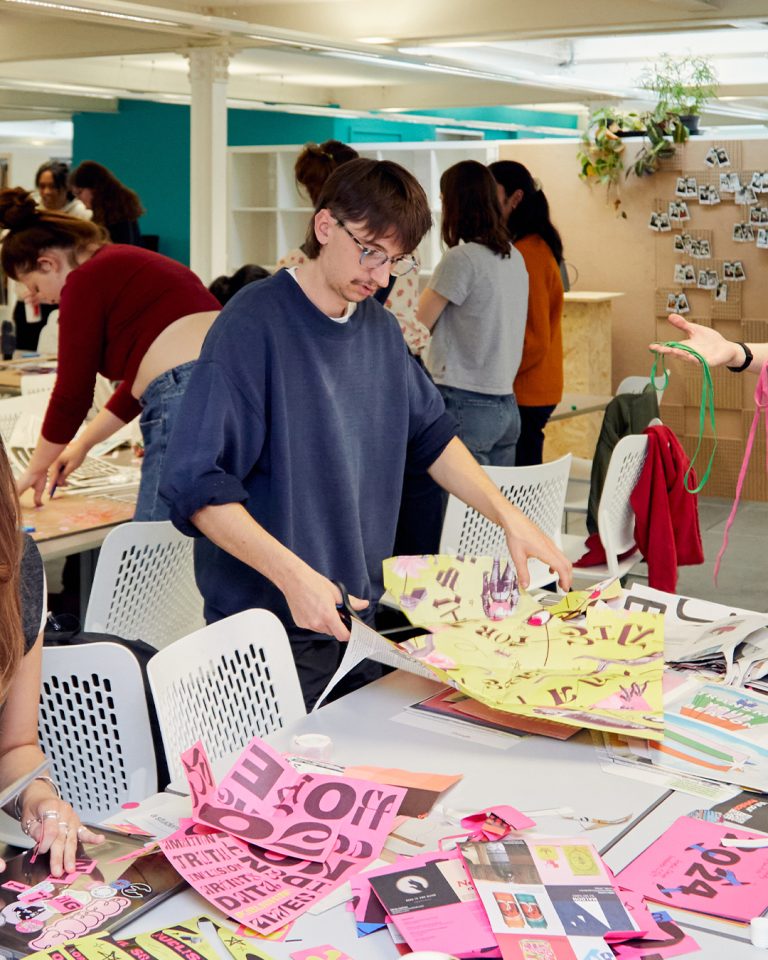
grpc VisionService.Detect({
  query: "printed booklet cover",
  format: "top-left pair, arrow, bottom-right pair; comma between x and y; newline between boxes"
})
0,829 -> 184,959
460,837 -> 636,960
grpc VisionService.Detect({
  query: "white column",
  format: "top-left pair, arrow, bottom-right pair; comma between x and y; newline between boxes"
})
186,46 -> 230,284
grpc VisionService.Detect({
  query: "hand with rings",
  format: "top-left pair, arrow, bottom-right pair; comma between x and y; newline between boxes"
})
20,794 -> 105,877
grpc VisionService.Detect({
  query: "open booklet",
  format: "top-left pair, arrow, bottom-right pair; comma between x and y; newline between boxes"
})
622,583 -> 768,689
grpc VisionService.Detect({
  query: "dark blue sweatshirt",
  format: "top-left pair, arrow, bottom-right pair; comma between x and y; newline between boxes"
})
160,269 -> 456,631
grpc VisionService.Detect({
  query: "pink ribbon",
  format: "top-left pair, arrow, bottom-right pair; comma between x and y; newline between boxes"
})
714,360 -> 768,583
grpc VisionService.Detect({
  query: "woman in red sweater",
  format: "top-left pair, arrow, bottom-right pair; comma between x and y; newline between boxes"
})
0,188 -> 220,520
489,161 -> 565,466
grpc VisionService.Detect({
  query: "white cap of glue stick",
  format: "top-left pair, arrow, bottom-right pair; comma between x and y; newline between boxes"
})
751,917 -> 768,949
290,733 -> 333,760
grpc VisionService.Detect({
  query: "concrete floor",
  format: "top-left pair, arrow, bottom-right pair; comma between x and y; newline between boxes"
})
565,495 -> 768,612
670,496 -> 768,613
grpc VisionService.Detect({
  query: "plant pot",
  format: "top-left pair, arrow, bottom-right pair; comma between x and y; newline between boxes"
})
616,130 -> 646,138
679,114 -> 700,135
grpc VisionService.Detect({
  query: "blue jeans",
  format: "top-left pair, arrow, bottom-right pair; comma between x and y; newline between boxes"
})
439,385 -> 521,466
135,361 -> 196,522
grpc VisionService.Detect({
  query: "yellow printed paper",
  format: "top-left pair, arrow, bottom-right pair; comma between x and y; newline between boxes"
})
383,556 -> 664,739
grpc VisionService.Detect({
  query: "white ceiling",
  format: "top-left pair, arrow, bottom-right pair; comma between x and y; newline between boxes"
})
0,0 -> 766,128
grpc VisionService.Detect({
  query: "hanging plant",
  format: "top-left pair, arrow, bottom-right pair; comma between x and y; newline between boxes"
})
639,54 -> 718,135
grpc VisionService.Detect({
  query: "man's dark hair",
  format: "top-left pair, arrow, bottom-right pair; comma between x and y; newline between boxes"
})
303,158 -> 431,259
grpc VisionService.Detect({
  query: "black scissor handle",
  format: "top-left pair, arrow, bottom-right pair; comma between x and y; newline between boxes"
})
331,579 -> 353,630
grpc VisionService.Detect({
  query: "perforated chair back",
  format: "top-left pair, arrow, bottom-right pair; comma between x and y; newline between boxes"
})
616,373 -> 669,405
85,521 -> 204,650
39,642 -> 157,821
597,434 -> 649,577
0,393 -> 49,445
147,609 -> 306,784
440,455 -> 572,588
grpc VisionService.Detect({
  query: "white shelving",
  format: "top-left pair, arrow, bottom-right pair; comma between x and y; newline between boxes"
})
227,141 -> 506,274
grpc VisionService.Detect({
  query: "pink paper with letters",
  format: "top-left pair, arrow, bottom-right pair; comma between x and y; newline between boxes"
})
617,815 -> 768,921
461,806 -> 536,840
163,739 -> 405,935
182,738 -> 405,865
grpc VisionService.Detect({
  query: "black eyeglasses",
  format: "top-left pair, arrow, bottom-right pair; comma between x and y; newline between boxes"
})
335,219 -> 418,278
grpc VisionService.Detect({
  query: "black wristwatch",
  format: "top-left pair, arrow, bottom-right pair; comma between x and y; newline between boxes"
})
726,341 -> 753,373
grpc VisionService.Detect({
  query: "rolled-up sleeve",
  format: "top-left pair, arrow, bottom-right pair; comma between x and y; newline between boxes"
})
405,354 -> 458,473
160,354 -> 266,537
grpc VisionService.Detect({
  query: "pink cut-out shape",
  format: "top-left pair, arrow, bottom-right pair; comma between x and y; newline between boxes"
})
1,881 -> 29,893
121,801 -> 140,809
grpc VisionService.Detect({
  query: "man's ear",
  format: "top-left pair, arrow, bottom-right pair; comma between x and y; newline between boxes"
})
314,208 -> 335,247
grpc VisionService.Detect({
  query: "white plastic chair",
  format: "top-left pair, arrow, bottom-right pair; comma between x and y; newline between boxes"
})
20,372 -> 56,396
147,609 -> 306,784
564,373 -> 668,526
0,392 -> 49,446
440,454 -> 572,589
85,521 -> 205,650
39,642 -> 158,821
562,434 -> 649,582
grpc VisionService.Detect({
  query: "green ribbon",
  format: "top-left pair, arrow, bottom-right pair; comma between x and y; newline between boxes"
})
651,343 -> 716,493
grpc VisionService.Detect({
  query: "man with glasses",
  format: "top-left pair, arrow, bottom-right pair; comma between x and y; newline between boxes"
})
161,158 -> 571,709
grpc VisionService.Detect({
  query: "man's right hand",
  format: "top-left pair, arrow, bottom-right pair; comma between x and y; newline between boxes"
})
280,565 -> 368,643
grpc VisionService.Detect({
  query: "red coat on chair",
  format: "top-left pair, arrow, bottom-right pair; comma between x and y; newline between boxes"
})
630,424 -> 704,592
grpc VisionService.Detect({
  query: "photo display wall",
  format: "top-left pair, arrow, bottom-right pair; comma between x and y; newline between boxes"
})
649,140 -> 768,500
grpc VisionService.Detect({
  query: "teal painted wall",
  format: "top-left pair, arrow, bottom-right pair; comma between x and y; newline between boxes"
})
73,100 -> 574,265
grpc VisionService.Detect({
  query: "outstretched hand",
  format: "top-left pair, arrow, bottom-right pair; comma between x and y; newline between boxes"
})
503,510 -> 572,592
650,314 -> 742,368
47,440 -> 88,497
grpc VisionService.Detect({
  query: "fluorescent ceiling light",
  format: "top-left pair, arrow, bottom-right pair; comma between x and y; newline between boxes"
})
2,0 -> 179,25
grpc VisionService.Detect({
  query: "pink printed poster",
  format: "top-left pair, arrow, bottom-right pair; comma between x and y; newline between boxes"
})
617,815 -> 768,922
160,739 -> 405,935
182,739 -> 404,864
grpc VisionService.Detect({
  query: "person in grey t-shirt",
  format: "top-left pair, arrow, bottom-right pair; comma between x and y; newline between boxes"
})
417,160 -> 528,465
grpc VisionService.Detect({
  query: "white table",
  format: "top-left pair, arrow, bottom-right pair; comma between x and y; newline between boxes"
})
140,671 -> 694,957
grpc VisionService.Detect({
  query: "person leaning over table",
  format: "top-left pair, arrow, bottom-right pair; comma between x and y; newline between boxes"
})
0,441 -> 103,874
13,161 -> 91,353
0,188 -> 220,521
417,160 -> 528,466
159,157 -> 573,711
652,312 -> 768,373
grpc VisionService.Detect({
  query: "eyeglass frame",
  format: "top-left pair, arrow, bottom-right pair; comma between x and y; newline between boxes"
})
334,218 -> 419,278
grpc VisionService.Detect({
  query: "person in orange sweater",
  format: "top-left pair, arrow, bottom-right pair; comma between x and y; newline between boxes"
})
490,161 -> 564,466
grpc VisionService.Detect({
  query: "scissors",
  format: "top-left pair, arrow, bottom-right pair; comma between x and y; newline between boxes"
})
332,579 -> 355,631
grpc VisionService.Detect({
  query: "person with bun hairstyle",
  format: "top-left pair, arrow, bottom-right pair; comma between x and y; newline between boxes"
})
13,162 -> 91,352
0,441 -> 103,874
418,160 -> 528,466
69,161 -> 144,245
490,160 -> 564,466
208,263 -> 270,306
0,188 -> 220,520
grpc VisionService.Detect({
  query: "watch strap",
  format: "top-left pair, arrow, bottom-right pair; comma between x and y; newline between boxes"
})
727,341 -> 753,373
